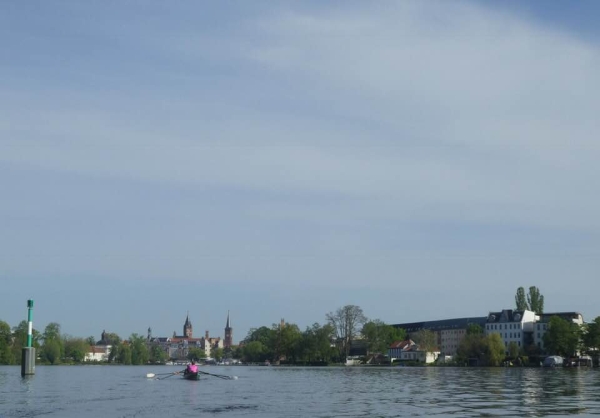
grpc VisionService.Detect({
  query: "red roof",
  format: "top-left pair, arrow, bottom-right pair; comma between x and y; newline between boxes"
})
389,339 -> 415,350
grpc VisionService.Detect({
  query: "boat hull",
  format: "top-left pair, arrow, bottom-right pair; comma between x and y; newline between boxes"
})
183,371 -> 202,380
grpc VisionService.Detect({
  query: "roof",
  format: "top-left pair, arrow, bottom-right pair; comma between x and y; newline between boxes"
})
170,337 -> 203,343
487,309 -> 528,323
389,340 -> 416,350
537,312 -> 583,322
391,317 -> 487,333
88,345 -> 111,354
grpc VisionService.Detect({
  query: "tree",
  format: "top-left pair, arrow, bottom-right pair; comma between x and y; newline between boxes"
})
108,344 -> 119,363
187,348 -> 206,361
543,316 -> 580,357
43,322 -> 61,341
117,343 -> 132,365
514,286 -> 545,313
507,341 -> 520,359
42,340 -> 62,364
149,344 -> 168,363
298,323 -> 335,364
456,333 -> 505,366
101,332 -> 122,346
231,345 -> 244,360
0,320 -> 15,364
362,320 -> 406,355
11,321 -> 40,365
466,324 -> 483,335
411,329 -> 437,353
41,322 -> 64,364
64,337 -> 90,363
129,334 -> 149,365
515,287 -> 528,311
273,322 -> 302,363
212,347 -> 224,362
527,286 -> 544,314
242,341 -> 266,362
243,326 -> 275,361
150,344 -> 167,363
483,333 -> 506,366
582,316 -> 600,353
326,305 -> 367,361
456,333 -> 485,365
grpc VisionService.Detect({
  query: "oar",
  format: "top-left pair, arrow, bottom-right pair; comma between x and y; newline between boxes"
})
196,369 -> 238,380
152,370 -> 186,380
146,372 -> 179,378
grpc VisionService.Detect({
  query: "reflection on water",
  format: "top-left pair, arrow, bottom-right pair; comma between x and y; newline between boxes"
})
0,365 -> 599,417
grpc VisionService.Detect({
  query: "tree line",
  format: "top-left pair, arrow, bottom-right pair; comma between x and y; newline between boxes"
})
234,305 -> 406,364
0,321 -> 176,365
0,305 -> 399,366
3,288 -> 599,367
454,315 -> 600,366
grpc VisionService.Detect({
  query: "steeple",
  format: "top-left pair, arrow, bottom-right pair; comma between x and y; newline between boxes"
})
224,310 -> 233,350
183,312 -> 193,338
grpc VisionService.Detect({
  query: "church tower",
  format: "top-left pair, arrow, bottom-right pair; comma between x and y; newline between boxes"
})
183,312 -> 193,338
224,310 -> 233,350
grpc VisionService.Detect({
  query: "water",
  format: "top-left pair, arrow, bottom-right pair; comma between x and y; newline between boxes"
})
1,365 -> 600,417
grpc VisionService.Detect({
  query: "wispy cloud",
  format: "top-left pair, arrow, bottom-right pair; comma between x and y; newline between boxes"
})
1,2 -> 599,334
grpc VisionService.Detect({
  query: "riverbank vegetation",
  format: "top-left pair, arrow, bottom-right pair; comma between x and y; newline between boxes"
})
2,301 -> 600,366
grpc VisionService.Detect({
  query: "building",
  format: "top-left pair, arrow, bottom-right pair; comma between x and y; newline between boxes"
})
392,317 -> 487,356
533,312 -> 584,354
85,345 -> 111,362
85,330 -> 112,362
388,339 -> 439,364
148,313 -> 224,360
389,339 -> 416,360
224,310 -> 233,350
484,309 -> 536,355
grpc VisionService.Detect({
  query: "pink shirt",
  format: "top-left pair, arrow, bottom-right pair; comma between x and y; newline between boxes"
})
188,364 -> 198,373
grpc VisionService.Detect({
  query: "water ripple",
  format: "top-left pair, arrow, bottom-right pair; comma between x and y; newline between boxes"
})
1,366 -> 599,417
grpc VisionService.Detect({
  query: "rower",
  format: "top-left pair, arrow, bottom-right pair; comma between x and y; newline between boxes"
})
186,360 -> 198,373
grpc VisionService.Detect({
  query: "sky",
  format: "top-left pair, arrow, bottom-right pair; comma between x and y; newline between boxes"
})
1,1 -> 599,343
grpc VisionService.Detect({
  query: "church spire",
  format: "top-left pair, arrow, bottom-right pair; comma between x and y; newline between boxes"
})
224,310 -> 233,350
183,312 -> 193,338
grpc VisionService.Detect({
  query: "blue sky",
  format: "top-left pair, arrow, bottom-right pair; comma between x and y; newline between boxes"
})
1,1 -> 599,343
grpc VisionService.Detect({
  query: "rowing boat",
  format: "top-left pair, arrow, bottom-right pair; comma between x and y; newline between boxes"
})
183,370 -> 202,380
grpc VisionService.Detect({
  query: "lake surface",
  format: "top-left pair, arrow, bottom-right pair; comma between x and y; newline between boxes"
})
1,365 -> 600,417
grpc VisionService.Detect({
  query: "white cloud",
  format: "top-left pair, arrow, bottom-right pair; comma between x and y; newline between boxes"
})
1,1 -> 599,235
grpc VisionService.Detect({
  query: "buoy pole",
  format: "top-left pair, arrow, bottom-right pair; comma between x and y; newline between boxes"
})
21,299 -> 36,376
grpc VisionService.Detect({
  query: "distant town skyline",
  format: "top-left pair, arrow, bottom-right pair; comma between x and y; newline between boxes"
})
2,1 -> 599,340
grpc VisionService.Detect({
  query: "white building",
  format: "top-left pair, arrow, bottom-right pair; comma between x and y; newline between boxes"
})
440,328 -> 466,356
388,340 -> 440,364
85,345 -> 112,362
533,312 -> 584,353
484,309 -> 536,355
391,317 -> 487,357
